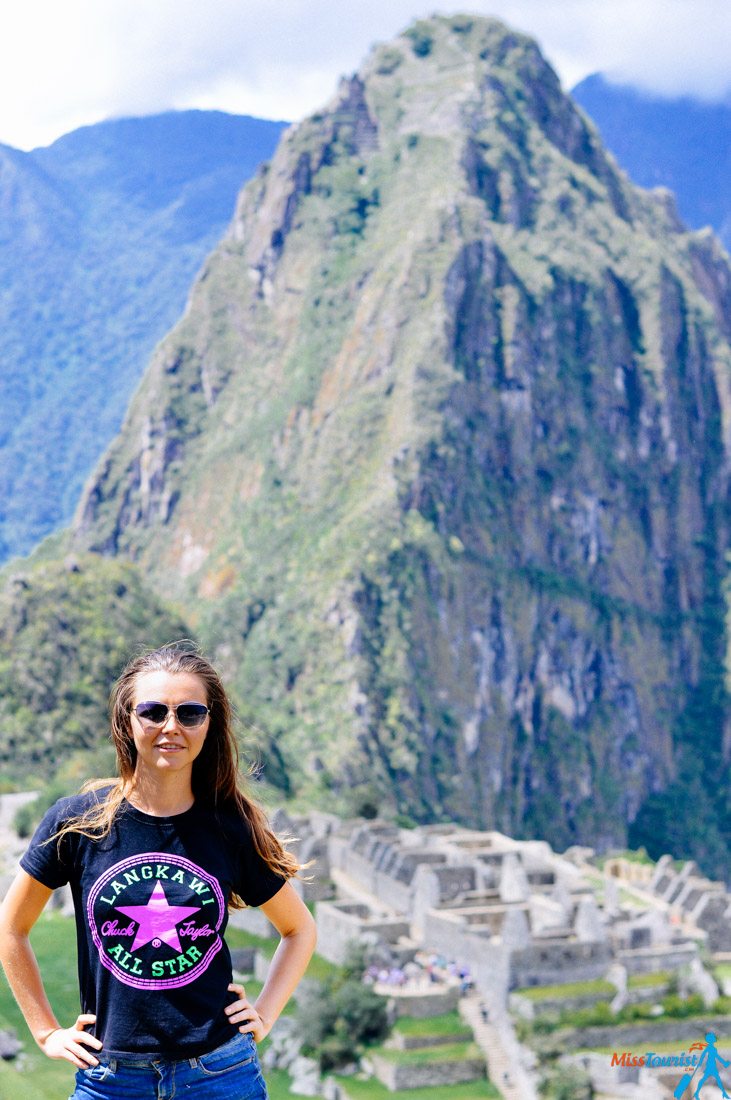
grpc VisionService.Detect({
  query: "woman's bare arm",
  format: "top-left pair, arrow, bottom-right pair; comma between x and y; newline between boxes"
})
0,869 -> 102,1068
225,881 -> 317,1041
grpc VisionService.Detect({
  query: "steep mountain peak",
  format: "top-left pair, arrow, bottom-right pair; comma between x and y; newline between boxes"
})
72,15 -> 731,868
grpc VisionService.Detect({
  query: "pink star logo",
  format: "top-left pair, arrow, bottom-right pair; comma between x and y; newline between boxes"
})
117,881 -> 201,953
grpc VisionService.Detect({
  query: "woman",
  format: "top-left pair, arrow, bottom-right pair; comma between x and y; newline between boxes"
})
0,642 -> 317,1099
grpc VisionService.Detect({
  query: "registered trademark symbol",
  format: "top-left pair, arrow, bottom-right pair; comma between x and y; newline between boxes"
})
152,938 -> 162,948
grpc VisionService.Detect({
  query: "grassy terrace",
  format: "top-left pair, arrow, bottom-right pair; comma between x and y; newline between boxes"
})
375,1041 -> 481,1064
392,1011 -> 472,1038
514,971 -> 673,1009
627,970 -> 672,989
515,978 -> 614,1001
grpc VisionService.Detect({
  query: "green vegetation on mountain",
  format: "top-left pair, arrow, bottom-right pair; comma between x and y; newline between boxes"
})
0,555 -> 190,786
0,111 -> 286,562
12,15 -> 728,872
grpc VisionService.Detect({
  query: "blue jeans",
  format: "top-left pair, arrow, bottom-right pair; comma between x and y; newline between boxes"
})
68,1032 -> 268,1099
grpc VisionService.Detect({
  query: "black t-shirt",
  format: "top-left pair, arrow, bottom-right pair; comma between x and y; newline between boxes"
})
20,792 -> 286,1057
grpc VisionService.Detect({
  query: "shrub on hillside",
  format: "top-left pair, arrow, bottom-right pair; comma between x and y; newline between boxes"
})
295,976 -> 390,1071
539,1063 -> 593,1099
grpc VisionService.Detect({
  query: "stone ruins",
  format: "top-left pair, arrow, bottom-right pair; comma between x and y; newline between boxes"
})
264,811 -> 729,1013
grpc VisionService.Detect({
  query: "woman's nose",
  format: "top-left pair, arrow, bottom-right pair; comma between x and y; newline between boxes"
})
161,708 -> 181,730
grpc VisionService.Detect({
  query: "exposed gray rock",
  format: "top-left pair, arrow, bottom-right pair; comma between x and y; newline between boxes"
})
288,1055 -> 321,1096
0,1030 -> 22,1060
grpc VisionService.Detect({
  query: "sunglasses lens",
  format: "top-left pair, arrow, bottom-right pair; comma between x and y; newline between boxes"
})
134,702 -> 168,725
176,703 -> 209,728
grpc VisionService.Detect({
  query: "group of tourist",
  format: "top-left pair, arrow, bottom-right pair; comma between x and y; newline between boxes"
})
363,953 -> 474,995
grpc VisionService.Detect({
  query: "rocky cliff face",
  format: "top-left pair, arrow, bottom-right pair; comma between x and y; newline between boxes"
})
72,16 -> 731,863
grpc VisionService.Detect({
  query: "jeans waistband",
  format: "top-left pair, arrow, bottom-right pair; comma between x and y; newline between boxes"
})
98,1049 -> 197,1068
101,1032 -> 246,1068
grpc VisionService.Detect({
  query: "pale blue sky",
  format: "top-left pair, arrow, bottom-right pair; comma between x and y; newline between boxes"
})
2,0 -> 729,150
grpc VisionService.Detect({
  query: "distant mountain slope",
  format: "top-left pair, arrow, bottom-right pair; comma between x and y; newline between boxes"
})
0,554 -> 190,785
572,74 -> 731,250
70,15 -> 731,870
0,110 -> 286,562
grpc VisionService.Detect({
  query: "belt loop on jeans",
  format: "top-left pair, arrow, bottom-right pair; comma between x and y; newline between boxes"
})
108,1057 -> 118,1072
189,1057 -> 199,1068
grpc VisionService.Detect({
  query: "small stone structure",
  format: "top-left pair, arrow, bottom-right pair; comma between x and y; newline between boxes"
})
316,900 -> 414,966
370,1050 -> 486,1090
647,854 -> 731,951
604,856 -> 654,884
378,984 -> 460,1019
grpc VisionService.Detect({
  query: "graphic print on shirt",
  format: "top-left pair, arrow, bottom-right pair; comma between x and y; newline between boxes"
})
87,852 -> 225,990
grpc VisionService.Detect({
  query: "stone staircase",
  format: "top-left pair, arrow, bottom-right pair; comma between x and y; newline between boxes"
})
459,993 -> 539,1100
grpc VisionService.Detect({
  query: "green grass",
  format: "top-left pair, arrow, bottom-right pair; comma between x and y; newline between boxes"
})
392,1011 -> 472,1039
298,950 -> 341,982
374,1041 -> 482,1064
0,1052 -> 76,1100
263,1067 -> 298,1099
225,923 -> 278,958
627,970 -> 672,989
596,848 -> 654,868
515,978 -> 614,1001
0,912 -> 79,1100
333,1077 -> 500,1099
226,922 -> 340,981
0,1056 -> 76,1100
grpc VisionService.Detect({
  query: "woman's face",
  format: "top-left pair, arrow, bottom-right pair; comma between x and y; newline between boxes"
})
129,670 -> 210,783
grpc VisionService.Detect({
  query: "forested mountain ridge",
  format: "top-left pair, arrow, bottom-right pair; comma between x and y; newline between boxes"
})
0,110 -> 286,562
0,554 -> 190,788
51,15 -> 731,867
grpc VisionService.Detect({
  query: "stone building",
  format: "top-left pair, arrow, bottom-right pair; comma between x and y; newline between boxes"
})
288,817 -> 702,1012
241,808 -> 725,1020
647,854 -> 731,952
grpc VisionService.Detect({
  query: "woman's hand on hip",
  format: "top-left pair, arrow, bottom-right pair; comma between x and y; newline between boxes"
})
226,983 -> 272,1042
40,1014 -> 103,1068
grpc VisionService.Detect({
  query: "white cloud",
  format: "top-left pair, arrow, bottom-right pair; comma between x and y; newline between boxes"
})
0,0 -> 729,149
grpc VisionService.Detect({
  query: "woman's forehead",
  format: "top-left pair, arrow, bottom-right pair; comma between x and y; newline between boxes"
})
132,669 -> 208,703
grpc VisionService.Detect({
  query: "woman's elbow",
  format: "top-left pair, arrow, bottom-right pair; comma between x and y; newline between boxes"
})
292,906 -> 317,957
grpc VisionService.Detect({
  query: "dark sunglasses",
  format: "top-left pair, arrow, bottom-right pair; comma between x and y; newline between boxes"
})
131,701 -> 210,728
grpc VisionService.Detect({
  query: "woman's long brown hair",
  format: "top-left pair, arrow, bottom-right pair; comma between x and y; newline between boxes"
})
52,642 -> 302,908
